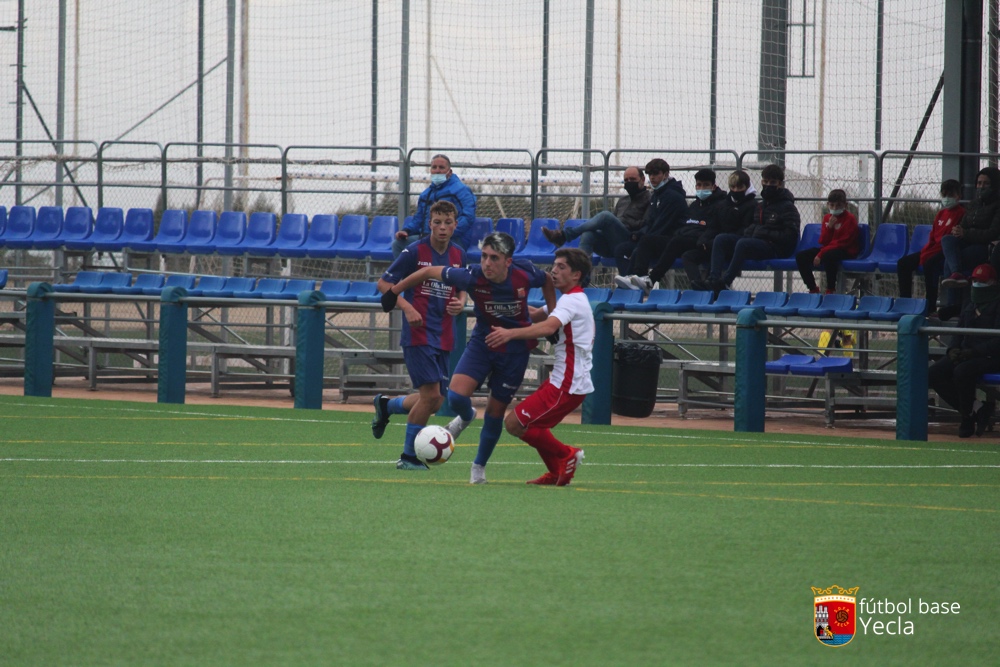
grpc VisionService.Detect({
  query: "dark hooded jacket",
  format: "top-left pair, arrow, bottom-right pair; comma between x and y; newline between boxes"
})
674,187 -> 727,240
697,189 -> 758,247
950,291 -> 1000,359
636,178 -> 688,239
744,187 -> 800,258
960,167 -> 1000,245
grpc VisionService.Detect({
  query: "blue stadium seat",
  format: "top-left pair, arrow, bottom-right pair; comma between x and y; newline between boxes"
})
868,297 -> 927,321
693,290 -> 750,313
111,208 -> 155,252
162,210 -> 216,254
111,273 -> 166,295
232,277 -> 284,299
495,218 -> 526,253
527,286 -> 545,308
59,207 -> 94,248
186,275 -> 229,297
626,289 -> 680,312
319,279 -> 352,300
205,211 -> 247,254
788,356 -> 853,376
0,206 -> 6,238
238,212 -> 278,255
834,295 -> 893,319
29,206 -> 65,250
330,215 -> 369,259
768,224 -> 821,271
796,293 -> 856,318
364,215 -> 399,261
583,287 -> 610,303
464,217 -> 493,263
131,209 -> 187,253
295,214 -> 338,259
263,213 -> 308,256
658,290 -> 713,312
0,269 -> 7,289
142,274 -> 196,296
562,219 -> 587,250
880,225 -> 931,273
515,218 -> 559,262
342,281 -> 380,302
735,291 -> 787,313
2,205 -> 36,249
608,289 -> 642,311
261,279 -> 316,300
203,277 -> 256,297
52,271 -> 103,292
764,292 -> 822,316
79,272 -> 132,294
765,354 -> 817,374
83,208 -> 125,251
840,223 -> 907,273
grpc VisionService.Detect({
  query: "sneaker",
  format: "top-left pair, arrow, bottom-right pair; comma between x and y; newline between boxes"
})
526,472 -> 558,485
396,454 -> 429,470
959,415 -> 976,438
824,288 -> 836,295
371,393 -> 390,439
976,400 -> 996,436
446,408 -> 477,441
556,447 -> 585,486
542,227 -> 566,246
630,274 -> 655,296
614,274 -> 641,290
941,272 -> 970,289
690,279 -> 709,292
470,463 -> 487,484
808,287 -> 820,294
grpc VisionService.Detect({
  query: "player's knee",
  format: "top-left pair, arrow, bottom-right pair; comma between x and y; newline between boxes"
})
504,412 -> 524,437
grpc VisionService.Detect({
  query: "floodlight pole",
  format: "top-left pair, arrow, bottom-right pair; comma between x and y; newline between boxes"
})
15,0 -> 25,204
582,0 -> 594,218
757,0 -> 788,167
224,0 -> 236,211
399,0 -> 410,223
56,0 -> 67,207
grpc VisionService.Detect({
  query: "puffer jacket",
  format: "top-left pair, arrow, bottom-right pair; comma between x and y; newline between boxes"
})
636,178 -> 688,239
674,188 -> 727,240
744,187 -> 800,258
697,189 -> 757,248
960,167 -> 1000,245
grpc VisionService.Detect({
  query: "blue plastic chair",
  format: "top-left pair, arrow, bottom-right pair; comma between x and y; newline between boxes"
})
59,207 -> 94,248
232,278 -> 285,299
495,218 -> 526,253
869,297 -> 927,321
261,279 -> 316,299
2,206 -> 36,249
111,273 -> 166,295
841,223 -> 907,273
834,295 -> 893,320
109,208 -> 155,252
343,281 -> 380,302
768,224 -> 822,271
464,217 -> 494,263
796,293 -> 856,318
52,271 -> 103,292
319,279 -> 352,300
205,211 -> 248,254
583,287 -> 611,303
330,215 -> 370,259
788,356 -> 853,376
186,276 -> 228,297
79,272 -> 132,294
608,289 -> 642,311
658,290 -> 713,313
264,213 -> 308,257
0,206 -> 6,238
142,274 -> 196,296
293,214 -> 338,258
364,216 -> 399,261
163,210 -> 216,254
515,218 -> 559,263
735,291 -> 788,313
237,212 -> 278,255
764,292 -> 822,316
26,206 -> 65,250
82,208 -> 125,251
765,354 -> 817,374
208,277 -> 256,297
131,209 -> 186,253
626,289 -> 680,312
527,287 -> 545,308
0,269 -> 7,289
693,290 -> 750,313
880,225 -> 932,273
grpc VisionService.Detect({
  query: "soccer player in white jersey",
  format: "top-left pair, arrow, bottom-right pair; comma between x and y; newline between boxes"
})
484,248 -> 595,486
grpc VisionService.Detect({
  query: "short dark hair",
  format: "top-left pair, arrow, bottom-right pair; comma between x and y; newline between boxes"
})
480,231 -> 516,258
761,164 -> 785,182
645,158 -> 670,174
431,153 -> 451,168
694,168 -> 716,183
728,170 -> 751,189
429,200 -> 457,219
555,248 -> 592,284
941,179 -> 962,196
827,189 -> 848,205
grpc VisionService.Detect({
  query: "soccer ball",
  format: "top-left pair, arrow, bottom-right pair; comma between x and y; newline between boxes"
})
414,425 -> 455,465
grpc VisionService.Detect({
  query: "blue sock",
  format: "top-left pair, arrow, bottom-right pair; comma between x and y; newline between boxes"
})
403,422 -> 422,457
474,414 -> 504,466
388,396 -> 409,416
447,390 -> 475,421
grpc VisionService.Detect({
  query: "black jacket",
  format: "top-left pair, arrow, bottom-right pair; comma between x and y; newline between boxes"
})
675,188 -> 727,240
636,178 -> 688,239
697,190 -> 758,248
744,187 -> 800,257
950,296 -> 1000,359
960,167 -> 1000,245
612,187 -> 652,232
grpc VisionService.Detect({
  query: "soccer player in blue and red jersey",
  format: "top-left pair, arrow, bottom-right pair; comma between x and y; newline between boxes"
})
372,201 -> 468,470
384,231 -> 556,483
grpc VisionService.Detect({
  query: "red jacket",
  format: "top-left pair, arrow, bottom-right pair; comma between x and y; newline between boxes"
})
817,211 -> 860,261
920,205 -> 966,266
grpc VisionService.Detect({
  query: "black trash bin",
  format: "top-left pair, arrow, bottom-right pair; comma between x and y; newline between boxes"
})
612,343 -> 662,418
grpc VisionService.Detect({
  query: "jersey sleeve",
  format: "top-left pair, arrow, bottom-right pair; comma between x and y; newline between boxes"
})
441,266 -> 473,291
381,247 -> 418,284
550,294 -> 582,327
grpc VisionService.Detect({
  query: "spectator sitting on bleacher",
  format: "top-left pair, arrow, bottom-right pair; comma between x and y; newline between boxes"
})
614,168 -> 726,294
929,263 -> 1000,438
939,167 -> 1000,296
795,189 -> 860,294
680,170 -> 757,286
897,179 -> 965,316
542,165 -> 651,273
694,164 -> 800,294
393,154 -> 477,257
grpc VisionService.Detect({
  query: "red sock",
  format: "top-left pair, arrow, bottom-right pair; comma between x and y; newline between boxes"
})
522,427 -> 571,474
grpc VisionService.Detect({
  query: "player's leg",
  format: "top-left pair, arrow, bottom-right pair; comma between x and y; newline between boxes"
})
393,346 -> 447,470
508,382 -> 586,486
473,349 -> 532,477
445,340 -> 492,440
371,392 -> 417,439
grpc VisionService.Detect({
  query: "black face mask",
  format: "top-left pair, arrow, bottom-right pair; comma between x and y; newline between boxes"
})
761,185 -> 780,201
729,191 -> 746,203
624,181 -> 642,196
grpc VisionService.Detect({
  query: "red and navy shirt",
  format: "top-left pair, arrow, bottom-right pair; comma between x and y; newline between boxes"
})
441,258 -> 548,353
382,239 -> 466,350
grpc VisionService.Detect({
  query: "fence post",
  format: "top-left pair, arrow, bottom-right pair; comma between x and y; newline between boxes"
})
24,282 -> 55,398
294,290 -> 326,410
896,314 -> 928,441
158,286 -> 189,404
734,307 -> 767,432
583,302 -> 613,425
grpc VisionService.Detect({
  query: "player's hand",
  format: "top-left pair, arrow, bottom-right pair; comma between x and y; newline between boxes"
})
484,326 -> 513,348
952,226 -> 964,238
394,230 -> 409,241
380,288 -> 399,312
445,297 -> 465,316
402,305 -> 423,327
813,256 -> 821,267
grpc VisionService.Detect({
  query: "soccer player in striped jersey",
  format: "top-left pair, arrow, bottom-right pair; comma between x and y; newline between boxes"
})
382,231 -> 556,483
484,248 -> 595,486
373,201 -> 468,470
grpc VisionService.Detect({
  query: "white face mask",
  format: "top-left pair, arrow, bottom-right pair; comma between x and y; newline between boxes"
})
828,208 -> 844,216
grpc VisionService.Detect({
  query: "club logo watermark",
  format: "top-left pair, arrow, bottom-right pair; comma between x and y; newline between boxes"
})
813,585 -> 963,645
813,585 -> 859,646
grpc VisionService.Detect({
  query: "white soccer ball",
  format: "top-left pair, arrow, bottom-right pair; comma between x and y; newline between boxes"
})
414,425 -> 455,465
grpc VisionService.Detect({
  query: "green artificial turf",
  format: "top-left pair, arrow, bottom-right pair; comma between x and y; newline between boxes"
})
1,394 -> 997,665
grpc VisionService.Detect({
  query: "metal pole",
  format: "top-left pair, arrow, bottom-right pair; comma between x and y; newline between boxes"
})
582,0 -> 594,218
224,0 -> 236,211
15,0 -> 25,204
399,0 -> 410,223
614,0 -> 621,161
371,0 -> 379,214
425,0 -> 431,161
541,0 -> 550,175
56,0 -> 67,207
757,0 -> 789,166
710,0 -> 718,163
817,0 -> 827,186
990,0 -> 999,165
197,0 -> 205,207
875,0 -> 884,150
239,0 -> 250,189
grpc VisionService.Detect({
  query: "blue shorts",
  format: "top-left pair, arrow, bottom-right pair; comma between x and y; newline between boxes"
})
403,345 -> 450,394
452,336 -> 531,405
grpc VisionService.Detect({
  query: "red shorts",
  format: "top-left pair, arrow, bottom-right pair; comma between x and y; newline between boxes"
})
513,381 -> 586,430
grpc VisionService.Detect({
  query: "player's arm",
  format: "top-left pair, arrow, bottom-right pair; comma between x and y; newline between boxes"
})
528,305 -> 549,323
541,273 -> 557,312
484,316 -> 561,348
381,266 -> 445,311
377,278 -> 422,327
446,290 -> 468,316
